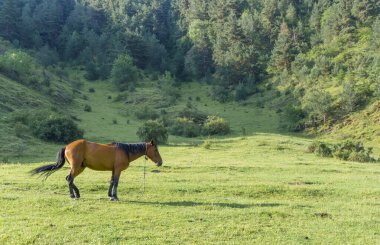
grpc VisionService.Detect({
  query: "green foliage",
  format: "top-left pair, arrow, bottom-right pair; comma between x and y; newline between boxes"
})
136,120 -> 168,144
134,106 -> 159,120
170,117 -> 201,138
308,140 -> 378,163
30,115 -> 84,143
310,141 -> 332,158
202,116 -> 230,136
302,89 -> 334,126
211,86 -> 229,103
283,106 -> 306,132
111,54 -> 139,90
0,50 -> 35,80
84,104 -> 92,112
177,108 -> 207,125
234,84 -> 250,101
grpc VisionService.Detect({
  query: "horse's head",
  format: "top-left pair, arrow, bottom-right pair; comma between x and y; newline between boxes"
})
146,140 -> 163,166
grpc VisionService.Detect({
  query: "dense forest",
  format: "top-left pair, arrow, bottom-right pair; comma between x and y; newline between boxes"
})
0,0 -> 379,132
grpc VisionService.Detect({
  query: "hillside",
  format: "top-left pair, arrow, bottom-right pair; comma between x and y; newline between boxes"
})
0,0 -> 379,162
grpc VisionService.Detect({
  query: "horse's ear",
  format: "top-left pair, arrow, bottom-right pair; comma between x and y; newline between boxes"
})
150,139 -> 155,145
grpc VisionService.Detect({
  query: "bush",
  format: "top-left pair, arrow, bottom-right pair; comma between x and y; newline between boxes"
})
111,54 -> 139,90
136,120 -> 168,144
135,106 -> 160,120
0,50 -> 35,80
84,104 -> 92,112
170,117 -> 201,137
211,86 -> 229,103
31,116 -> 84,143
308,140 -> 377,162
202,116 -> 230,135
178,108 -> 207,125
311,141 -> 332,157
234,84 -> 250,101
201,138 -> 212,149
332,141 -> 376,162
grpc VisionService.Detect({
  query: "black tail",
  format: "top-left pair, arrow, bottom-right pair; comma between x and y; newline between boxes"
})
31,147 -> 66,179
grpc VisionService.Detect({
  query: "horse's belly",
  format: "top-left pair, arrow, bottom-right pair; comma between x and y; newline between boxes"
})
84,158 -> 114,171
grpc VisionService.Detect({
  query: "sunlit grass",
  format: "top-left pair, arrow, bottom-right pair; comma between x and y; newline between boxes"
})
1,135 -> 379,244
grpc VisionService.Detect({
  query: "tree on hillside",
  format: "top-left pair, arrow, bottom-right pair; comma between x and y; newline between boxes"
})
303,89 -> 333,125
0,0 -> 21,42
351,0 -> 379,24
111,53 -> 139,90
268,22 -> 295,74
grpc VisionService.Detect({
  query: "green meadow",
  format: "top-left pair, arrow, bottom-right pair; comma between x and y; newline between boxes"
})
1,75 -> 380,244
1,134 -> 380,244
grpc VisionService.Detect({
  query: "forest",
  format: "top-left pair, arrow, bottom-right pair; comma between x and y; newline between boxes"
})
0,0 -> 379,133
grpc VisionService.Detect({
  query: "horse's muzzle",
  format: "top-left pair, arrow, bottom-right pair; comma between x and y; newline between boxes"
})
156,161 -> 163,167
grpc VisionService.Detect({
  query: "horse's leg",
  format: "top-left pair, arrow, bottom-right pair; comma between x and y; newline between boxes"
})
66,173 -> 76,199
108,170 -> 115,198
66,167 -> 85,199
111,171 -> 121,201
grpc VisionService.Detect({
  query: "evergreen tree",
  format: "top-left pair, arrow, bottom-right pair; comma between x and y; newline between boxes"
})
0,0 -> 21,41
268,22 -> 295,74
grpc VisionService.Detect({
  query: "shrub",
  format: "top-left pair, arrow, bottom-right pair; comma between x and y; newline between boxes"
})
332,141 -> 376,162
88,88 -> 95,93
84,104 -> 92,112
202,116 -> 230,135
308,140 -> 377,163
170,117 -> 201,137
0,50 -> 35,80
234,84 -> 250,101
313,141 -> 332,157
178,108 -> 207,125
136,120 -> 168,144
201,139 -> 212,149
31,116 -> 84,143
135,106 -> 159,120
111,54 -> 139,90
211,86 -> 229,103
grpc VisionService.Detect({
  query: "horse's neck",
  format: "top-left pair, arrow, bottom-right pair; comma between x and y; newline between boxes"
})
128,152 -> 145,163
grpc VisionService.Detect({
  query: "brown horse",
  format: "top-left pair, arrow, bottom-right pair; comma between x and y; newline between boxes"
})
31,139 -> 163,201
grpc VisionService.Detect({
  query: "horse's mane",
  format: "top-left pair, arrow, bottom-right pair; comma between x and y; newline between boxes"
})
112,142 -> 146,155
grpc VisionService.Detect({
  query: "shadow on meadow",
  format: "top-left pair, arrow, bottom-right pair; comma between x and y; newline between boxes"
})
124,200 -> 284,209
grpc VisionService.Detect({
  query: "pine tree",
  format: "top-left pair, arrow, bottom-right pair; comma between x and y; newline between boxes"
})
268,22 -> 295,74
0,0 -> 20,41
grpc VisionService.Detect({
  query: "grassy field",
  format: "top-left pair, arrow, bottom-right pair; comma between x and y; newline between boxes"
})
1,69 -> 379,243
1,134 -> 379,244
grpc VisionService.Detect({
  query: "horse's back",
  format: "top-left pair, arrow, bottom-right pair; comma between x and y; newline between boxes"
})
66,140 -> 117,171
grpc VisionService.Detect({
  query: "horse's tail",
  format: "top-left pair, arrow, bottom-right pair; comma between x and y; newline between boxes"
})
30,147 -> 66,179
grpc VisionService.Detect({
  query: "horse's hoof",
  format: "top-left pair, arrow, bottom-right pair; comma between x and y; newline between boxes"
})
110,197 -> 119,201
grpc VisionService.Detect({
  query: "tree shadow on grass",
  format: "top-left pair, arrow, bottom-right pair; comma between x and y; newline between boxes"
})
124,200 -> 284,209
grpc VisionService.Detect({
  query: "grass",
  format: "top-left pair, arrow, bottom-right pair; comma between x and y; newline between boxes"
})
1,67 -> 379,243
1,134 -> 379,244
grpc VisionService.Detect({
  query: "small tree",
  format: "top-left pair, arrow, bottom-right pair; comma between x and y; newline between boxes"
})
31,116 -> 84,143
136,120 -> 168,144
202,116 -> 230,135
303,89 -> 333,125
111,54 -> 139,90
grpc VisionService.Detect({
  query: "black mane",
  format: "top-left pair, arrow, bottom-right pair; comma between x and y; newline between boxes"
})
112,142 -> 146,155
